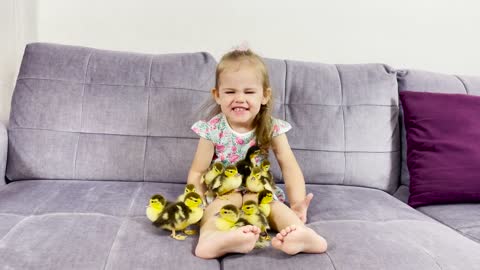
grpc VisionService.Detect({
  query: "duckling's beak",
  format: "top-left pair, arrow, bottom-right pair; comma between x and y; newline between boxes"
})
214,212 -> 220,217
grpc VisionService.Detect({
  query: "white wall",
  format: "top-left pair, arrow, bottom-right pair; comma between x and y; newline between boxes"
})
0,0 -> 36,124
1,0 -> 480,123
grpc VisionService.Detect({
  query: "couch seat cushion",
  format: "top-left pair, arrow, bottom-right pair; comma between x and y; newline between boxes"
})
0,180 -> 219,270
418,204 -> 480,243
222,185 -> 480,270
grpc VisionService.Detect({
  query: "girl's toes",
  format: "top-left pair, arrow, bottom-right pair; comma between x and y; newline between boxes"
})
242,225 -> 253,233
272,236 -> 283,249
276,232 -> 284,241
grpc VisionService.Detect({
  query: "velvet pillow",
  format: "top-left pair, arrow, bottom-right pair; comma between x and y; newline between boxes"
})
400,90 -> 480,208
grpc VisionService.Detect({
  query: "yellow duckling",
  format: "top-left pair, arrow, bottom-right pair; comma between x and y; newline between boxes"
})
260,160 -> 276,190
215,204 -> 252,231
215,204 -> 240,231
177,183 -> 196,202
245,167 -> 265,193
258,190 -> 274,218
153,192 -> 204,240
241,200 -> 270,240
211,165 -> 242,199
201,162 -> 224,189
146,194 -> 168,222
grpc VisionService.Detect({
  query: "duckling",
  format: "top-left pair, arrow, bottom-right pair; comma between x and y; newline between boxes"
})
153,192 -> 204,240
210,165 -> 242,199
146,194 -> 168,222
215,204 -> 241,231
201,162 -> 224,189
258,190 -> 274,217
260,160 -> 276,190
245,167 -> 265,193
236,145 -> 262,180
241,200 -> 270,240
215,204 -> 252,231
177,183 -> 196,202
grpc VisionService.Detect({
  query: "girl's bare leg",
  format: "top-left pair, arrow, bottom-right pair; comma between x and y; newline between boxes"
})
195,192 -> 260,259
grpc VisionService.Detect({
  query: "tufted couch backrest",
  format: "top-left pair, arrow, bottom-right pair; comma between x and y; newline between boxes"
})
7,43 -> 401,193
265,59 -> 400,193
7,43 -> 216,183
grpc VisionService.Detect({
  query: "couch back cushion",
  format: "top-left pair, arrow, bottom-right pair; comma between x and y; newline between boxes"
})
7,43 -> 400,192
265,59 -> 400,193
7,43 -> 216,183
397,69 -> 480,186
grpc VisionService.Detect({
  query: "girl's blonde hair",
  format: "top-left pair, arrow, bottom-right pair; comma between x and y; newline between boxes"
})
202,49 -> 274,151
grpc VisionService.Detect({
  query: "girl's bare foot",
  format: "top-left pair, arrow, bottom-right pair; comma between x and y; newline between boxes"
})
271,225 -> 327,255
195,225 -> 260,259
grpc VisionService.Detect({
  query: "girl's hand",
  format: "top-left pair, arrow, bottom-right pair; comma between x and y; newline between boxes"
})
290,193 -> 314,223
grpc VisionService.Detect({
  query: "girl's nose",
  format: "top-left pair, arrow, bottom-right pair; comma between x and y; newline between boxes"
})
234,93 -> 246,103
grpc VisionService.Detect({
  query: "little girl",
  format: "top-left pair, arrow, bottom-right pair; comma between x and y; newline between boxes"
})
187,46 -> 328,259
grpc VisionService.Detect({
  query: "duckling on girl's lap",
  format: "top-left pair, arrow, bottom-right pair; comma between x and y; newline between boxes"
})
186,45 -> 327,258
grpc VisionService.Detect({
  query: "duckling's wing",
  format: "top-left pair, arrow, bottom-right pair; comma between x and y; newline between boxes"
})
211,175 -> 223,190
153,202 -> 190,228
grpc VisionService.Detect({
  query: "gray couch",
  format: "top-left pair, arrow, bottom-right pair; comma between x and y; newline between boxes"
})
0,43 -> 479,270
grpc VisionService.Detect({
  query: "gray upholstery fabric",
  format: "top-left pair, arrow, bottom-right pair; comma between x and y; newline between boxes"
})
397,69 -> 480,186
0,180 -> 218,270
265,59 -> 400,193
224,185 -> 480,270
7,43 -> 216,183
418,204 -> 480,243
0,122 -> 6,185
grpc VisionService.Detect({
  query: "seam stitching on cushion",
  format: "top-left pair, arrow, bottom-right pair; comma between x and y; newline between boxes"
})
456,224 -> 480,230
0,216 -> 29,243
5,127 -> 403,153
454,75 -> 469,94
411,242 -> 443,270
16,77 -> 208,92
74,51 -> 93,179
102,183 -> 143,270
143,56 -> 153,182
335,65 -> 346,185
325,251 -> 338,270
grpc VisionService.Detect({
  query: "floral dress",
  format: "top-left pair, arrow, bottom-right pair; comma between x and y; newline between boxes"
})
191,113 -> 292,203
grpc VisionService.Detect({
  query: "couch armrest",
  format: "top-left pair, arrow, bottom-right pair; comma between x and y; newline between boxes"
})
0,122 -> 7,185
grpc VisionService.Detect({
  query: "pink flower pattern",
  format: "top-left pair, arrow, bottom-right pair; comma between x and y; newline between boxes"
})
191,113 -> 291,167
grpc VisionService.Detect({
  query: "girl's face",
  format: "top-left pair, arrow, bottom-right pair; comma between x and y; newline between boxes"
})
213,63 -> 270,133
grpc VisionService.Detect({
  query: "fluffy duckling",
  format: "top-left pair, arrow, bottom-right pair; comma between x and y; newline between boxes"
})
215,204 -> 240,231
215,204 -> 252,231
146,194 -> 168,222
258,190 -> 274,217
153,192 -> 204,240
241,200 -> 270,240
210,165 -> 242,199
260,160 -> 276,190
236,145 -> 262,180
201,162 -> 224,189
177,183 -> 196,202
245,167 -> 265,193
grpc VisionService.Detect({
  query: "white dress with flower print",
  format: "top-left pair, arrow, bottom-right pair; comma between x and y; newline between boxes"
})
191,113 -> 292,202
191,113 -> 292,166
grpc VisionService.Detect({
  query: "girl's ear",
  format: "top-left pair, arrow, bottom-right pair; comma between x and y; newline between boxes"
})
262,87 -> 272,105
211,88 -> 220,104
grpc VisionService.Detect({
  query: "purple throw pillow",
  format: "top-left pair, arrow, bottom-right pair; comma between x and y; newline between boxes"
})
400,90 -> 480,208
